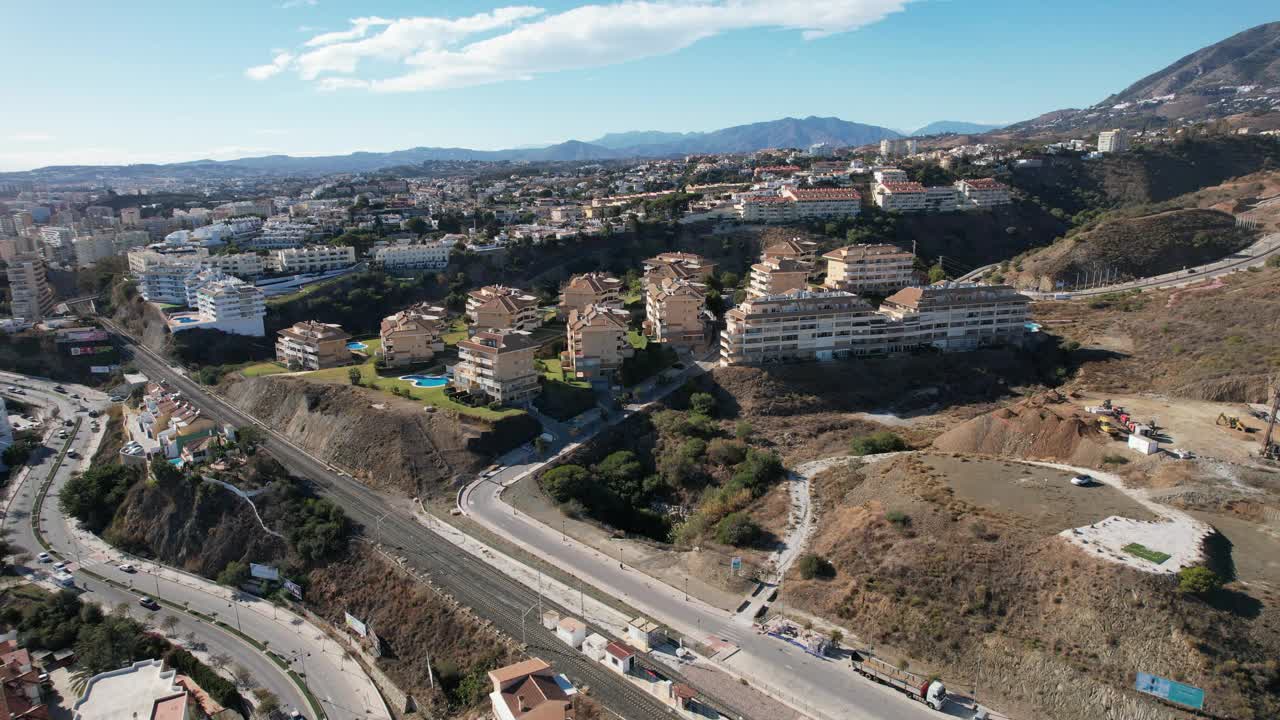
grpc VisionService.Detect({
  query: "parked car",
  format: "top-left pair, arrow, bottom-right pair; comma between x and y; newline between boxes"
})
5,386 -> 17,393
118,563 -> 136,573
53,386 -> 67,394
1070,474 -> 1093,487
53,561 -> 68,571
37,552 -> 52,563
138,596 -> 160,611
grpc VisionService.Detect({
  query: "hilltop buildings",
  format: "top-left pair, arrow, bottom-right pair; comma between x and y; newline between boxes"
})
558,272 -> 624,319
275,321 -> 351,370
1098,129 -> 1130,153
374,238 -> 452,271
467,285 -> 542,332
454,330 -> 540,406
380,303 -> 447,367
746,256 -> 810,299
168,275 -> 266,337
822,243 -> 918,294
737,187 -> 861,223
5,255 -> 55,322
273,245 -> 355,273
72,658 -> 230,720
644,277 -> 711,347
563,305 -> 633,380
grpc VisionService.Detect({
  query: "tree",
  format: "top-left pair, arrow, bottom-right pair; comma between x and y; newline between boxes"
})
830,629 -> 844,647
798,553 -> 836,580
232,664 -> 256,690
928,263 -> 947,283
347,367 -> 362,386
706,439 -> 747,466
1178,566 -> 1223,596
59,464 -> 140,533
217,561 -> 250,588
715,512 -> 762,547
849,431 -> 908,456
405,216 -> 430,237
541,465 -> 592,504
160,615 -> 180,635
730,449 -> 784,497
689,392 -> 717,417
253,689 -> 280,719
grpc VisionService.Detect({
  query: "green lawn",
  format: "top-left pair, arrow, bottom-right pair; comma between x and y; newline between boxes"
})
626,330 -> 649,350
442,318 -> 469,346
1123,543 -> 1171,564
241,362 -> 289,378
539,358 -> 589,388
302,354 -> 523,421
350,337 -> 382,355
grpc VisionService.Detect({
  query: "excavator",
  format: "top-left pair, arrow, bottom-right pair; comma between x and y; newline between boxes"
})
1217,413 -> 1251,432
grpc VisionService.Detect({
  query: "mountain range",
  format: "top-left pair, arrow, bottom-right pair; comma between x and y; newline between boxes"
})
911,121 -> 1006,136
1006,21 -> 1280,135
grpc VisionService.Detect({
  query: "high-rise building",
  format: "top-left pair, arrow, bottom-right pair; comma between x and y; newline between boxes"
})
6,254 -> 55,321
454,329 -> 540,406
1098,129 -> 1129,153
275,321 -> 351,370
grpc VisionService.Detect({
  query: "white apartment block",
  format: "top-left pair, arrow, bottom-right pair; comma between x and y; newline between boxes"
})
874,182 -> 928,212
6,254 -> 55,321
878,283 -> 1030,352
193,277 -> 266,336
880,138 -> 918,158
137,257 -> 204,304
202,252 -> 266,278
955,178 -> 1012,208
72,233 -> 118,268
873,168 -> 909,185
737,188 -> 860,223
1098,129 -> 1129,153
924,185 -> 960,213
272,245 -> 355,273
374,239 -> 451,270
248,220 -> 313,250
822,244 -> 917,294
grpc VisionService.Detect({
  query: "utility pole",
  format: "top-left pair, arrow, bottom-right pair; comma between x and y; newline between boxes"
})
1261,376 -> 1280,459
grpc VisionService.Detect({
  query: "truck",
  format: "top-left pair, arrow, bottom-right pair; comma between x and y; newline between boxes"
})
850,651 -> 948,711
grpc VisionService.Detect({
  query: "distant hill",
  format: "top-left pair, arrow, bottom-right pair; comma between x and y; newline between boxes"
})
0,116 -> 901,180
912,121 -> 1005,136
1006,22 -> 1280,136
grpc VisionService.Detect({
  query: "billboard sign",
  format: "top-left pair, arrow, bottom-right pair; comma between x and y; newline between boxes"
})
1135,672 -> 1205,710
90,365 -> 121,374
57,329 -> 109,343
283,578 -> 303,600
345,612 -> 368,637
249,563 -> 280,581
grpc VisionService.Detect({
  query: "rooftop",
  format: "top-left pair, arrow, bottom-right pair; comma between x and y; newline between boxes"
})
72,659 -> 186,720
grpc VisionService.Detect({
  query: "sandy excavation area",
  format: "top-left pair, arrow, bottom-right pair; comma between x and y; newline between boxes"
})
1067,391 -> 1270,464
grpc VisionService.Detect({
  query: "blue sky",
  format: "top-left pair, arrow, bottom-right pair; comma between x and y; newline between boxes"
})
0,1 -> 1275,170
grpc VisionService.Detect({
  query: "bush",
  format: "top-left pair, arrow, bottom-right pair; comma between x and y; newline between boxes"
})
885,510 -> 911,528
715,512 -> 761,547
1267,255 -> 1280,269
59,464 -> 141,533
734,421 -> 754,441
730,449 -> 784,497
1102,453 -> 1130,465
849,431 -> 908,456
1178,566 -> 1223,595
797,553 -> 836,580
707,439 -> 747,466
689,392 -> 717,417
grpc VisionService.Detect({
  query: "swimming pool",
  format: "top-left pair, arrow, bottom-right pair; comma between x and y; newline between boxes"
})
400,374 -> 448,388
174,316 -> 200,324
347,341 -> 369,351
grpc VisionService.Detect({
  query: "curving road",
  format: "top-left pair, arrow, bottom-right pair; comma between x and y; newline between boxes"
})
2,374 -> 387,720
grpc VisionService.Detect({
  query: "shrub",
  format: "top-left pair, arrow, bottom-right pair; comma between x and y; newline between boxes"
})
885,510 -> 911,528
1178,566 -> 1223,596
797,553 -> 836,580
849,431 -> 908,456
734,421 -> 754,441
689,392 -> 718,417
707,439 -> 747,466
714,512 -> 761,547
1267,255 -> 1280,269
1102,454 -> 1130,465
730,449 -> 784,497
541,465 -> 592,504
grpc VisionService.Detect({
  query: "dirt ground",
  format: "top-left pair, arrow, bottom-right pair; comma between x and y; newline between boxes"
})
1189,510 -> 1280,593
923,455 -> 1156,529
1067,391 -> 1270,464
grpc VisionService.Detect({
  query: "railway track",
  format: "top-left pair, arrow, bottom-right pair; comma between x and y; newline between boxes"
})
107,322 -> 748,720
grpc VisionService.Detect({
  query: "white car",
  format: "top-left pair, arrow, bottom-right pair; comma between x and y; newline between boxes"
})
53,561 -> 68,571
37,552 -> 52,563
118,563 -> 137,573
1070,474 -> 1093,487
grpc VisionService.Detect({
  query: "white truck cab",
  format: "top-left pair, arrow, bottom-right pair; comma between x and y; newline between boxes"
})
925,680 -> 947,711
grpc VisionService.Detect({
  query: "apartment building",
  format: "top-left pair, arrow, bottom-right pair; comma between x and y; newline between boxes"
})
454,330 -> 540,406
746,256 -> 810,299
564,305 -> 633,380
380,303 -> 447,367
272,245 -> 355,273
761,237 -> 820,264
923,185 -> 960,213
878,283 -> 1029,351
275,320 -> 351,370
780,186 -> 861,219
642,252 -> 716,286
168,277 -> 266,336
822,243 -> 917,294
720,289 -> 896,365
874,182 -> 928,212
644,277 -> 710,347
5,254 -> 54,321
248,220 -> 312,250
137,258 -> 203,304
873,168 -> 909,185
467,285 -> 542,331
71,230 -> 149,268
879,138 -> 918,158
955,178 -> 1012,208
202,251 -> 266,277
559,272 -> 624,319
1098,129 -> 1129,153
374,239 -> 451,270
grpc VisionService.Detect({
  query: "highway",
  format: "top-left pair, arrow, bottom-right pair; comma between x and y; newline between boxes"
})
1,374 -> 387,720
101,323 -> 696,720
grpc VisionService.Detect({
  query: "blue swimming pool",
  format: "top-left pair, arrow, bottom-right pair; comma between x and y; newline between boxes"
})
174,316 -> 200,324
347,341 -> 369,350
401,374 -> 448,388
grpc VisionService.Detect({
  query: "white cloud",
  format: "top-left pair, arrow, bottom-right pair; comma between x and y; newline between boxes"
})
248,0 -> 908,91
9,132 -> 55,142
245,52 -> 295,80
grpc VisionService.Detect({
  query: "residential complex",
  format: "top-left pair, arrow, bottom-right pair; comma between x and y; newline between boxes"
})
737,187 -> 861,223
822,243 -> 918,294
642,252 -> 716,285
873,181 -> 928,212
0,633 -> 47,720
761,237 -> 820,264
880,137 -> 918,158
186,277 -> 266,336
644,277 -> 710,347
380,303 -> 447,367
874,178 -> 1011,213
558,272 -> 624,319
374,239 -> 451,270
467,285 -> 542,331
955,178 -> 1012,208
202,251 -> 266,277
272,244 -> 356,273
454,329 -> 540,406
563,305 -> 633,380
5,254 -> 55,322
487,658 -> 573,720
746,256 -> 811,299
72,658 -> 227,720
275,320 -> 351,370
720,282 -> 1029,365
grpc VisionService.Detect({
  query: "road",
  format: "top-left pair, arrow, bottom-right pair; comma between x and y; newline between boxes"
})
101,323 -> 692,720
1,374 -> 386,720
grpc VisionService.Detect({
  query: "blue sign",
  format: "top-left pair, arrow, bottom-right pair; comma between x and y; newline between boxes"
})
1135,672 -> 1205,710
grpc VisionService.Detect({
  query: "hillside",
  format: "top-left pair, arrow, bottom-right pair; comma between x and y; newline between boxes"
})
1032,264 -> 1280,403
912,121 -> 1004,136
1005,22 -> 1280,135
999,208 -> 1256,291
